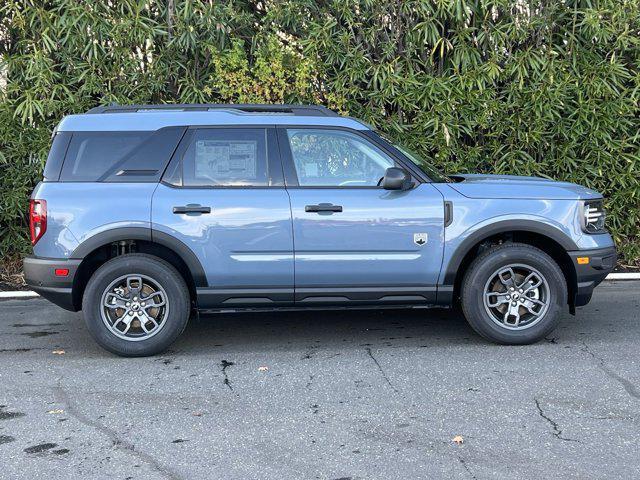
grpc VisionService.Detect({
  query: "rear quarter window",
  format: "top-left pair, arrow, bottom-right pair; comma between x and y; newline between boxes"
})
43,132 -> 72,181
59,127 -> 185,182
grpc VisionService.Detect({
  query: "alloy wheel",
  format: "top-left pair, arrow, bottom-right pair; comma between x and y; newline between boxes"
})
100,274 -> 169,341
482,264 -> 550,330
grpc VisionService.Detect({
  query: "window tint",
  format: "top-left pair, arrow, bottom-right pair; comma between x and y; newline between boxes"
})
286,129 -> 395,187
61,132 -> 151,181
102,127 -> 185,182
181,129 -> 269,187
43,132 -> 72,181
59,128 -> 184,182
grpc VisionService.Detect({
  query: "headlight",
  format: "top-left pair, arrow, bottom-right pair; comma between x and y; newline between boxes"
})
582,200 -> 606,233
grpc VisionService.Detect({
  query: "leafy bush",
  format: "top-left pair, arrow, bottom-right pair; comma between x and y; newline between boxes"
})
1,0 -> 638,264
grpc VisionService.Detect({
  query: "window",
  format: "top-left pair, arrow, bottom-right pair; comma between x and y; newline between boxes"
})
59,128 -> 185,182
181,129 -> 269,187
286,129 -> 395,187
61,131 -> 150,181
43,132 -> 72,181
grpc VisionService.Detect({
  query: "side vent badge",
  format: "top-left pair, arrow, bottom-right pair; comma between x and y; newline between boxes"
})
414,233 -> 428,246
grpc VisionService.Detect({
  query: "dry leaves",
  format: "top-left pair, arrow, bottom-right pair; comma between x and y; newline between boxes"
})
258,366 -> 269,372
52,349 -> 65,355
47,409 -> 64,414
452,435 -> 464,445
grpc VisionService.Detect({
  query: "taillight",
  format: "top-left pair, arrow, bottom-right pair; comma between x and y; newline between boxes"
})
29,199 -> 47,245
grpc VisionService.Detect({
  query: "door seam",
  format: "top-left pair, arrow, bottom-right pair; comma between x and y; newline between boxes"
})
283,186 -> 296,302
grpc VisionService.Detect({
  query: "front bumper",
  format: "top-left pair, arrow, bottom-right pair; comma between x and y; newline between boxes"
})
23,256 -> 81,311
568,246 -> 617,307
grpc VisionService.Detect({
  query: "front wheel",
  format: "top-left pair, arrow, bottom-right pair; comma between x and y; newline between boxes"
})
82,254 -> 190,357
461,243 -> 567,345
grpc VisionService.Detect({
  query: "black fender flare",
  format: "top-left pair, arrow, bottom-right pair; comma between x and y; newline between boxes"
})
70,227 -> 207,287
442,219 -> 578,285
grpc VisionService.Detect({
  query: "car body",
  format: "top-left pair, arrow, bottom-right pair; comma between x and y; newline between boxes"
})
24,104 -> 616,355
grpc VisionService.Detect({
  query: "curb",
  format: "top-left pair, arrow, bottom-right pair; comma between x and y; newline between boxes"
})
0,291 -> 41,299
1,273 -> 638,300
605,273 -> 640,280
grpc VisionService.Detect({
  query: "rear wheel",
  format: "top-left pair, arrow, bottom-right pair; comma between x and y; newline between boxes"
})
461,243 -> 567,344
82,254 -> 190,356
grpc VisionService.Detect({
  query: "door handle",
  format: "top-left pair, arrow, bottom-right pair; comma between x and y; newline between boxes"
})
172,205 -> 211,214
305,203 -> 343,213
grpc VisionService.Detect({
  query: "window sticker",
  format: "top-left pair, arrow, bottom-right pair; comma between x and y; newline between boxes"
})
194,140 -> 257,180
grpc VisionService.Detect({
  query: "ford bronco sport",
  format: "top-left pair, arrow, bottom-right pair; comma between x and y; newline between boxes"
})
24,104 -> 616,356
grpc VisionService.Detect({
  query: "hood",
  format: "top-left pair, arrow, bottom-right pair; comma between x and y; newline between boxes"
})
447,174 -> 602,200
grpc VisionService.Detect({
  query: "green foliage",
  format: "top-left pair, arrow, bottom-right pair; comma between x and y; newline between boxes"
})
1,0 -> 639,264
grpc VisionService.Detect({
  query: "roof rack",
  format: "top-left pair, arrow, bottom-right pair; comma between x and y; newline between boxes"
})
86,103 -> 339,117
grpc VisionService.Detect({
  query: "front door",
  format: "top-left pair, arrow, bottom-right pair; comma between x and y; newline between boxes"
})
152,127 -> 294,308
279,127 -> 444,305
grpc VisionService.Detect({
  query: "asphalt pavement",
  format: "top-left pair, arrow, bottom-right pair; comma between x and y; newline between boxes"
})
0,281 -> 639,480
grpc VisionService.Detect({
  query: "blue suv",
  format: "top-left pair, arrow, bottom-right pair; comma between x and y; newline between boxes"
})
24,104 -> 616,356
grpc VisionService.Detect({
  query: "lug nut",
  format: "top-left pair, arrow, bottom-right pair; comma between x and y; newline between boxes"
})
506,295 -> 511,300
128,311 -> 134,316
133,296 -> 138,301
126,302 -> 130,307
512,302 -> 517,306
141,302 -> 145,307
519,289 -> 523,293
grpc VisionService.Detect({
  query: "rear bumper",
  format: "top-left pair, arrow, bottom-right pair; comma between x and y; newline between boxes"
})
568,246 -> 617,307
23,256 -> 81,311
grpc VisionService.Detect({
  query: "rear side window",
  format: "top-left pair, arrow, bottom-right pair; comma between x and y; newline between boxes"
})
59,127 -> 185,182
43,132 -> 72,181
177,128 -> 270,187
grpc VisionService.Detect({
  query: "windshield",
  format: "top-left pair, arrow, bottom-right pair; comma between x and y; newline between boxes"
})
379,132 -> 450,182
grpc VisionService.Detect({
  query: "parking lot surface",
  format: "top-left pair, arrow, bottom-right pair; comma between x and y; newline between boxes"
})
0,281 -> 639,479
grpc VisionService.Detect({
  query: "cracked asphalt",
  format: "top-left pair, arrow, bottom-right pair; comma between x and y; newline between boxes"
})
0,281 -> 639,480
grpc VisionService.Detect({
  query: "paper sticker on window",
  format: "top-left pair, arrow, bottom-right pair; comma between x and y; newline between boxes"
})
195,140 -> 257,180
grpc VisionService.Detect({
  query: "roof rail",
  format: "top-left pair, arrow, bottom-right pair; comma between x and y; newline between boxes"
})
86,103 -> 339,117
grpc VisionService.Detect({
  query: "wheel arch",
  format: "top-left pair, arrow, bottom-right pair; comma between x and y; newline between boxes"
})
70,227 -> 206,310
444,220 -> 578,308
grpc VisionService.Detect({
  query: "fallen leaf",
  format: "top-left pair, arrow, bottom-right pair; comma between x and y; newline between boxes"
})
52,349 -> 65,355
258,366 -> 269,372
452,435 -> 464,445
192,411 -> 203,417
47,409 -> 64,414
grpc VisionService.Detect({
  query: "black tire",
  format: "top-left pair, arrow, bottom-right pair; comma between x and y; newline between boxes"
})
461,243 -> 567,345
82,254 -> 190,357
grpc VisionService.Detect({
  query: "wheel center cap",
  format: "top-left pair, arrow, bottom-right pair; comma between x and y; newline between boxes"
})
512,293 -> 520,299
131,303 -> 139,311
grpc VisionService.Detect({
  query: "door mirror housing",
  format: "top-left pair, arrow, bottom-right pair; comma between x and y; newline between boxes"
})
381,167 -> 412,190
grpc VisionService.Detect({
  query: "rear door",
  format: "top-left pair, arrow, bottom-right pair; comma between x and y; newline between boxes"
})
152,126 -> 294,308
279,127 -> 444,306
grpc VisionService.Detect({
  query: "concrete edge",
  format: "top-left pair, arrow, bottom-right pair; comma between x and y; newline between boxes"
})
0,291 -> 41,299
1,273 -> 638,300
605,273 -> 640,280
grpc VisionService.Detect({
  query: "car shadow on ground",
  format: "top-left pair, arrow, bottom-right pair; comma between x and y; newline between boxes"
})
170,307 -> 493,355
1,297 -> 591,358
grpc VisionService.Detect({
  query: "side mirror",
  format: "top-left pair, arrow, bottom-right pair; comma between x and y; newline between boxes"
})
381,167 -> 412,190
